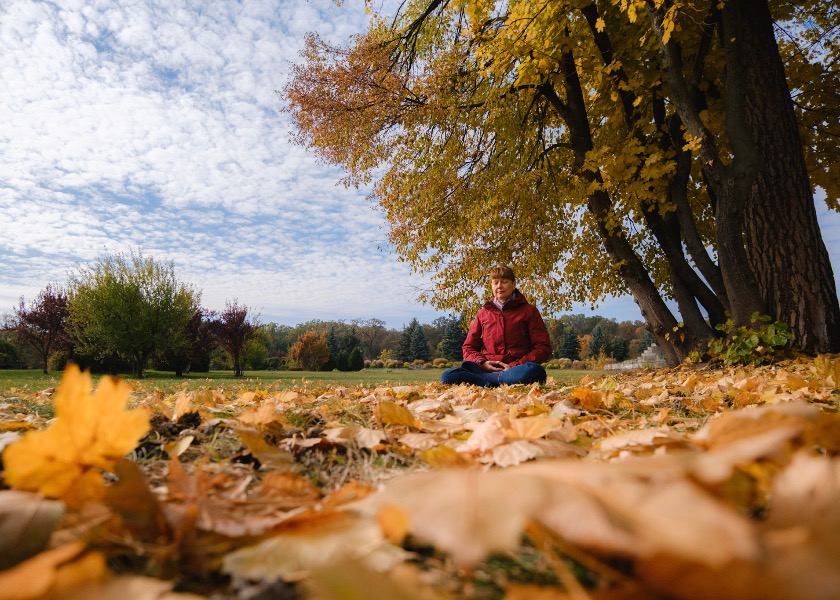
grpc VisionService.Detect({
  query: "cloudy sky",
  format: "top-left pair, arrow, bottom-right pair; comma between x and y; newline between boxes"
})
0,0 -> 837,329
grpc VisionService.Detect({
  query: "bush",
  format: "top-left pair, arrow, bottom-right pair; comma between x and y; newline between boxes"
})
708,313 -> 792,366
543,358 -> 571,370
48,351 -> 70,372
288,331 -> 330,371
432,358 -> 449,367
265,356 -> 286,370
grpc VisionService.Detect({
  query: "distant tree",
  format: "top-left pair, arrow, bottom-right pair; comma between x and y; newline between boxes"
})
261,322 -> 294,357
588,324 -> 606,358
610,337 -> 630,362
67,252 -> 199,378
353,318 -> 387,359
440,316 -> 466,361
560,332 -> 581,361
409,319 -> 432,362
348,346 -> 364,371
424,317 -> 449,355
324,326 -> 340,370
159,309 -> 215,376
244,337 -> 269,370
394,322 -> 413,363
0,336 -> 20,364
339,329 -> 361,354
544,319 -> 565,359
335,349 -> 350,371
210,300 -> 259,377
288,330 -> 330,370
6,284 -> 69,373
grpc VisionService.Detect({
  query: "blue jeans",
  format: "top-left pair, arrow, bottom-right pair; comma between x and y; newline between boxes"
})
441,361 -> 547,387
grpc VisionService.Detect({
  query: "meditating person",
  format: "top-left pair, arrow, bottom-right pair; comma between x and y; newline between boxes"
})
441,265 -> 552,387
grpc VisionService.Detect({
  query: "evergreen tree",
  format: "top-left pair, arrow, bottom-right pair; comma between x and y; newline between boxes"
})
394,322 -> 413,363
560,332 -> 581,360
340,329 -> 361,354
324,326 -> 339,370
409,319 -> 431,362
610,337 -> 629,362
349,346 -> 364,371
336,349 -> 350,371
440,316 -> 466,360
588,324 -> 605,358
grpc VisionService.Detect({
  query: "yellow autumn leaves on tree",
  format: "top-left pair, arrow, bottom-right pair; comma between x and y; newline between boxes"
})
3,365 -> 150,504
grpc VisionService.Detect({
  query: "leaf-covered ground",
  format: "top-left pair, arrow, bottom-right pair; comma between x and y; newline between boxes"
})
1,357 -> 839,600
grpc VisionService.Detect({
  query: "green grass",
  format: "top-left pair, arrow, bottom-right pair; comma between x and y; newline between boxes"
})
0,367 -> 597,395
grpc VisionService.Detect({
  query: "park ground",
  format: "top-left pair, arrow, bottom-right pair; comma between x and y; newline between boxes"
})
1,357 -> 839,599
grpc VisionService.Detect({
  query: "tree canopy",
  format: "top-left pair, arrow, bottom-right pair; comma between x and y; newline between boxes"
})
67,252 -> 199,378
6,284 -> 69,373
210,300 -> 259,377
286,0 -> 840,364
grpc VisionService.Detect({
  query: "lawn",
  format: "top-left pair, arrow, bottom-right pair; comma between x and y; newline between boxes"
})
0,366 -> 599,395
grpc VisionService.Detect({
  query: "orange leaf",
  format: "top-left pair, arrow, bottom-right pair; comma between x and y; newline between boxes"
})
571,387 -> 604,412
3,365 -> 150,502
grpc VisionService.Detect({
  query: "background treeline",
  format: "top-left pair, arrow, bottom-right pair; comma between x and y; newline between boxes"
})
1,252 -> 652,377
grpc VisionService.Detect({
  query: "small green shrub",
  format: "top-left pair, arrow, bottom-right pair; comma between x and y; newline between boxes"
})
708,313 -> 792,366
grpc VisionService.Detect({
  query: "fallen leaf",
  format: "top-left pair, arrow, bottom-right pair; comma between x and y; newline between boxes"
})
2,365 -> 150,503
0,491 -> 65,570
222,512 -> 404,582
378,401 -> 420,428
571,387 -> 604,412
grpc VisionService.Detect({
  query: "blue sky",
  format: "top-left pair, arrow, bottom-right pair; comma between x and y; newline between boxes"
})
0,0 -> 837,330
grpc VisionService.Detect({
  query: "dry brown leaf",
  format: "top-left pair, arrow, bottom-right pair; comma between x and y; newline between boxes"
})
360,469 -> 547,567
0,542 -> 100,600
221,512 -> 405,582
507,415 -> 564,439
458,413 -> 508,453
235,428 -> 295,470
237,402 -> 283,427
398,432 -> 443,450
308,560 -> 438,600
485,439 -> 542,467
64,576 -> 205,600
0,491 -> 65,570
163,435 -> 194,458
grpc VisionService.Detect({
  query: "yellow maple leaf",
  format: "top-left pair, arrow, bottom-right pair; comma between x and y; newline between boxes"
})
3,365 -> 150,502
377,400 -> 420,428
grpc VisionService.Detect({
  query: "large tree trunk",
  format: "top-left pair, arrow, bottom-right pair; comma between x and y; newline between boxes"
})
650,2 -> 768,328
737,0 -> 840,353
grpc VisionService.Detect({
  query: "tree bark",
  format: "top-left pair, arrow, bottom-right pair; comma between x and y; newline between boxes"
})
650,2 -> 768,327
737,0 -> 840,353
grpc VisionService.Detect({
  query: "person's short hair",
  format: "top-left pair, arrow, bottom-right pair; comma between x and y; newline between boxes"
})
489,264 -> 515,281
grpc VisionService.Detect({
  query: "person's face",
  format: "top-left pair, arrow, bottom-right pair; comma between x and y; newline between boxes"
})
491,277 -> 515,303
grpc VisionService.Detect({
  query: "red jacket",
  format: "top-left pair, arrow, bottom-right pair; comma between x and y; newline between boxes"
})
462,291 -> 552,367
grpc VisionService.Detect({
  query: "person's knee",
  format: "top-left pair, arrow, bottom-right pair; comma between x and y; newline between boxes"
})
441,367 -> 463,385
520,362 -> 547,384
530,363 -> 548,383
